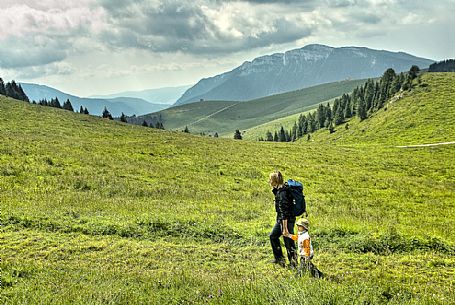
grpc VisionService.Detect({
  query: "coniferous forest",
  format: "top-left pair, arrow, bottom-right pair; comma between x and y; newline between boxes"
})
429,59 -> 455,72
263,66 -> 420,142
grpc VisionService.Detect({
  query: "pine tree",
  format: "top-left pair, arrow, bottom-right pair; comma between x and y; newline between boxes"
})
307,113 -> 317,132
266,131 -> 273,141
79,106 -> 84,113
156,122 -> 164,129
285,130 -> 291,142
316,104 -> 326,129
120,112 -> 127,123
0,78 -> 5,96
214,132 -> 219,138
364,79 -> 375,113
183,126 -> 190,133
49,97 -> 61,108
325,103 -> 332,126
279,126 -> 286,142
409,65 -> 420,79
273,131 -> 279,142
344,96 -> 352,119
334,104 -> 344,125
84,107 -> 90,115
102,107 -> 113,119
63,99 -> 74,111
142,120 -> 148,127
357,97 -> 367,120
17,84 -> 29,102
291,122 -> 298,141
234,130 -> 242,140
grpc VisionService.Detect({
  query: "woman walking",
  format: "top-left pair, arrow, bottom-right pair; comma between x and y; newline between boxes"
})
269,170 -> 296,267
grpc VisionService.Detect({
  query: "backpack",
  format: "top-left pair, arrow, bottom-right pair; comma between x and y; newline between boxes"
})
287,179 -> 306,217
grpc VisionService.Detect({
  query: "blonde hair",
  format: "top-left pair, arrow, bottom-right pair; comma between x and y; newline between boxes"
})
269,170 -> 284,187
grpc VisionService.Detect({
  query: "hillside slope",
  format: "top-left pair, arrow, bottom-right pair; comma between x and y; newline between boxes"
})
311,72 -> 455,145
176,44 -> 433,105
148,79 -> 365,135
1,96 -> 454,304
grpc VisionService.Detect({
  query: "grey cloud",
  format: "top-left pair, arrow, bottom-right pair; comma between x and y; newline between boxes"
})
12,62 -> 75,79
0,37 -> 67,69
99,0 -> 314,55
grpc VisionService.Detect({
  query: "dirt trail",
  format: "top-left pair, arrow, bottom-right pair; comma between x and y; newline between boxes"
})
396,141 -> 455,148
179,103 -> 240,130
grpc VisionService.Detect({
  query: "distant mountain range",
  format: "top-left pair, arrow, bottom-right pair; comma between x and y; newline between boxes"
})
175,44 -> 434,105
21,83 -> 169,116
90,85 -> 191,105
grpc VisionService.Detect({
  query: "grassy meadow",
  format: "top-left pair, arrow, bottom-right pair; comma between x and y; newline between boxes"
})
1,81 -> 454,305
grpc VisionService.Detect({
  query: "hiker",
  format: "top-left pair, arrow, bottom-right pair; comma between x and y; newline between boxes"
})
295,218 -> 323,278
269,170 -> 297,267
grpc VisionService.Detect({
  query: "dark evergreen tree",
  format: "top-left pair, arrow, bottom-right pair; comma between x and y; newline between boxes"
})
279,126 -> 286,142
157,122 -> 165,129
307,113 -> 317,132
214,132 -> 219,138
49,97 -> 62,108
184,126 -> 190,133
17,84 -> 29,102
390,74 -> 402,96
120,112 -> 127,123
291,122 -> 298,141
102,107 -> 113,119
234,129 -> 242,140
364,79 -> 375,113
357,96 -> 367,121
266,131 -> 273,141
39,99 -> 48,106
409,65 -> 420,79
63,99 -> 74,111
325,103 -> 332,126
79,106 -> 84,113
84,107 -> 90,115
273,131 -> 279,142
0,78 -> 5,96
142,120 -> 148,127
344,95 -> 352,119
429,59 -> 455,72
316,104 -> 326,129
285,130 -> 291,142
334,104 -> 345,125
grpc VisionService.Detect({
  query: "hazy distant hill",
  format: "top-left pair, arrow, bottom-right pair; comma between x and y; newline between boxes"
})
176,44 -> 434,105
21,83 -> 167,116
90,85 -> 192,105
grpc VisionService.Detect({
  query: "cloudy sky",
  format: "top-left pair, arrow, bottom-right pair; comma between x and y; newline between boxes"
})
1,0 -> 454,96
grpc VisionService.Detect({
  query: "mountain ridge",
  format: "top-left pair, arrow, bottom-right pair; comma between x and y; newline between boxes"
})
175,44 -> 434,105
89,84 -> 192,105
20,83 -> 167,116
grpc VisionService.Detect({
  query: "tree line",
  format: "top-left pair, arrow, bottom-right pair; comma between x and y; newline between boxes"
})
429,59 -> 455,72
0,77 -> 165,130
261,66 -> 420,142
0,78 -> 29,102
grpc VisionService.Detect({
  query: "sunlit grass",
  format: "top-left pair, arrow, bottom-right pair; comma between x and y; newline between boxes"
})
1,84 -> 455,304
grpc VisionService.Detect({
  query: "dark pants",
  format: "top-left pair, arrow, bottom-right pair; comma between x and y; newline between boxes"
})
270,219 -> 296,263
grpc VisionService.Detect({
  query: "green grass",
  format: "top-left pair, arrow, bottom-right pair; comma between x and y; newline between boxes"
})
1,85 -> 455,305
147,79 -> 366,136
